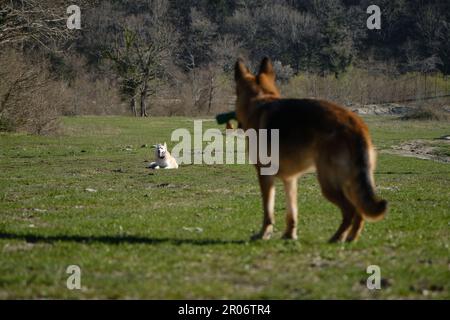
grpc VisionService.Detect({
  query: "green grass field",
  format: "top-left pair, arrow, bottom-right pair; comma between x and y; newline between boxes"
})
0,116 -> 449,299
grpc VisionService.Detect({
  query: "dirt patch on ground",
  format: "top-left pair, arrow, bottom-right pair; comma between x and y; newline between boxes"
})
349,103 -> 412,115
384,137 -> 450,163
349,103 -> 450,117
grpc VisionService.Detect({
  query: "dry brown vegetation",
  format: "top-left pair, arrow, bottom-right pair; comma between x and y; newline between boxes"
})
0,49 -> 126,133
281,66 -> 450,106
400,105 -> 450,121
0,50 -> 63,133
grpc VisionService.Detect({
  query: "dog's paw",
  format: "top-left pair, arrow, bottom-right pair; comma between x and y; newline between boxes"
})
328,234 -> 347,243
251,232 -> 272,241
344,233 -> 360,243
147,162 -> 160,169
281,230 -> 298,240
251,227 -> 273,241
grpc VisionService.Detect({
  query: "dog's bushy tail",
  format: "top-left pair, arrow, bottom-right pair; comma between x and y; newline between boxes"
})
347,136 -> 388,222
350,171 -> 388,222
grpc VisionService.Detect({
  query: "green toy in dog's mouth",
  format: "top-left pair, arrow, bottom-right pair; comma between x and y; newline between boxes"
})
215,111 -> 236,124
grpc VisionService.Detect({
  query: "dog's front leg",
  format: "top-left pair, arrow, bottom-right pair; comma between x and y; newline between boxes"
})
148,162 -> 158,169
282,177 -> 298,240
252,174 -> 275,240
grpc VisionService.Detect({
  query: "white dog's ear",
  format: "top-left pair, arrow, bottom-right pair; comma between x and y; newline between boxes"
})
151,144 -> 157,149
164,142 -> 167,148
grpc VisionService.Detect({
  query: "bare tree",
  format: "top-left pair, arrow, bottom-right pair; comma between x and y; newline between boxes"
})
104,0 -> 177,117
206,34 -> 242,112
182,34 -> 242,115
0,0 -> 95,49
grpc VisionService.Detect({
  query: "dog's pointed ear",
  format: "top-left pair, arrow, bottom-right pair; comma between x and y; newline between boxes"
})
164,142 -> 167,148
151,144 -> 157,148
235,58 -> 251,81
258,57 -> 275,78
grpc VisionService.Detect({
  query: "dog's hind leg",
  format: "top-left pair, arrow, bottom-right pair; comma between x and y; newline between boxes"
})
326,191 -> 356,243
282,177 -> 298,240
345,214 -> 365,242
316,147 -> 362,243
317,172 -> 356,243
252,174 -> 275,240
323,191 -> 354,243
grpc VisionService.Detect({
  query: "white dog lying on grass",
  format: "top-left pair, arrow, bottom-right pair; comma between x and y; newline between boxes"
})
148,142 -> 178,169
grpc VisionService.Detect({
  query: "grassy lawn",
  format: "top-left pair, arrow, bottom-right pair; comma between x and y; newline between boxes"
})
0,116 -> 449,299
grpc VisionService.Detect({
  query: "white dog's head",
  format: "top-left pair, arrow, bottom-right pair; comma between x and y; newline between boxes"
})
154,142 -> 168,159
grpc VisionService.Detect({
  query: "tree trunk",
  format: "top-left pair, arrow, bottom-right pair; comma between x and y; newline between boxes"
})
130,96 -> 137,117
207,76 -> 214,114
424,73 -> 427,98
140,87 -> 148,117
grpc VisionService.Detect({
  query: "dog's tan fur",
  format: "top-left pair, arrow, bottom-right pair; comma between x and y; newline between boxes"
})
234,58 -> 387,242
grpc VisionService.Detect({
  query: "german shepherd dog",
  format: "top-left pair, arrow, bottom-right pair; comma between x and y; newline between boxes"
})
234,57 -> 387,242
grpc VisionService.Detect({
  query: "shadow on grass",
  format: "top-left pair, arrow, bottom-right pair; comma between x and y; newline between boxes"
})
377,171 -> 414,174
0,232 -> 247,246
